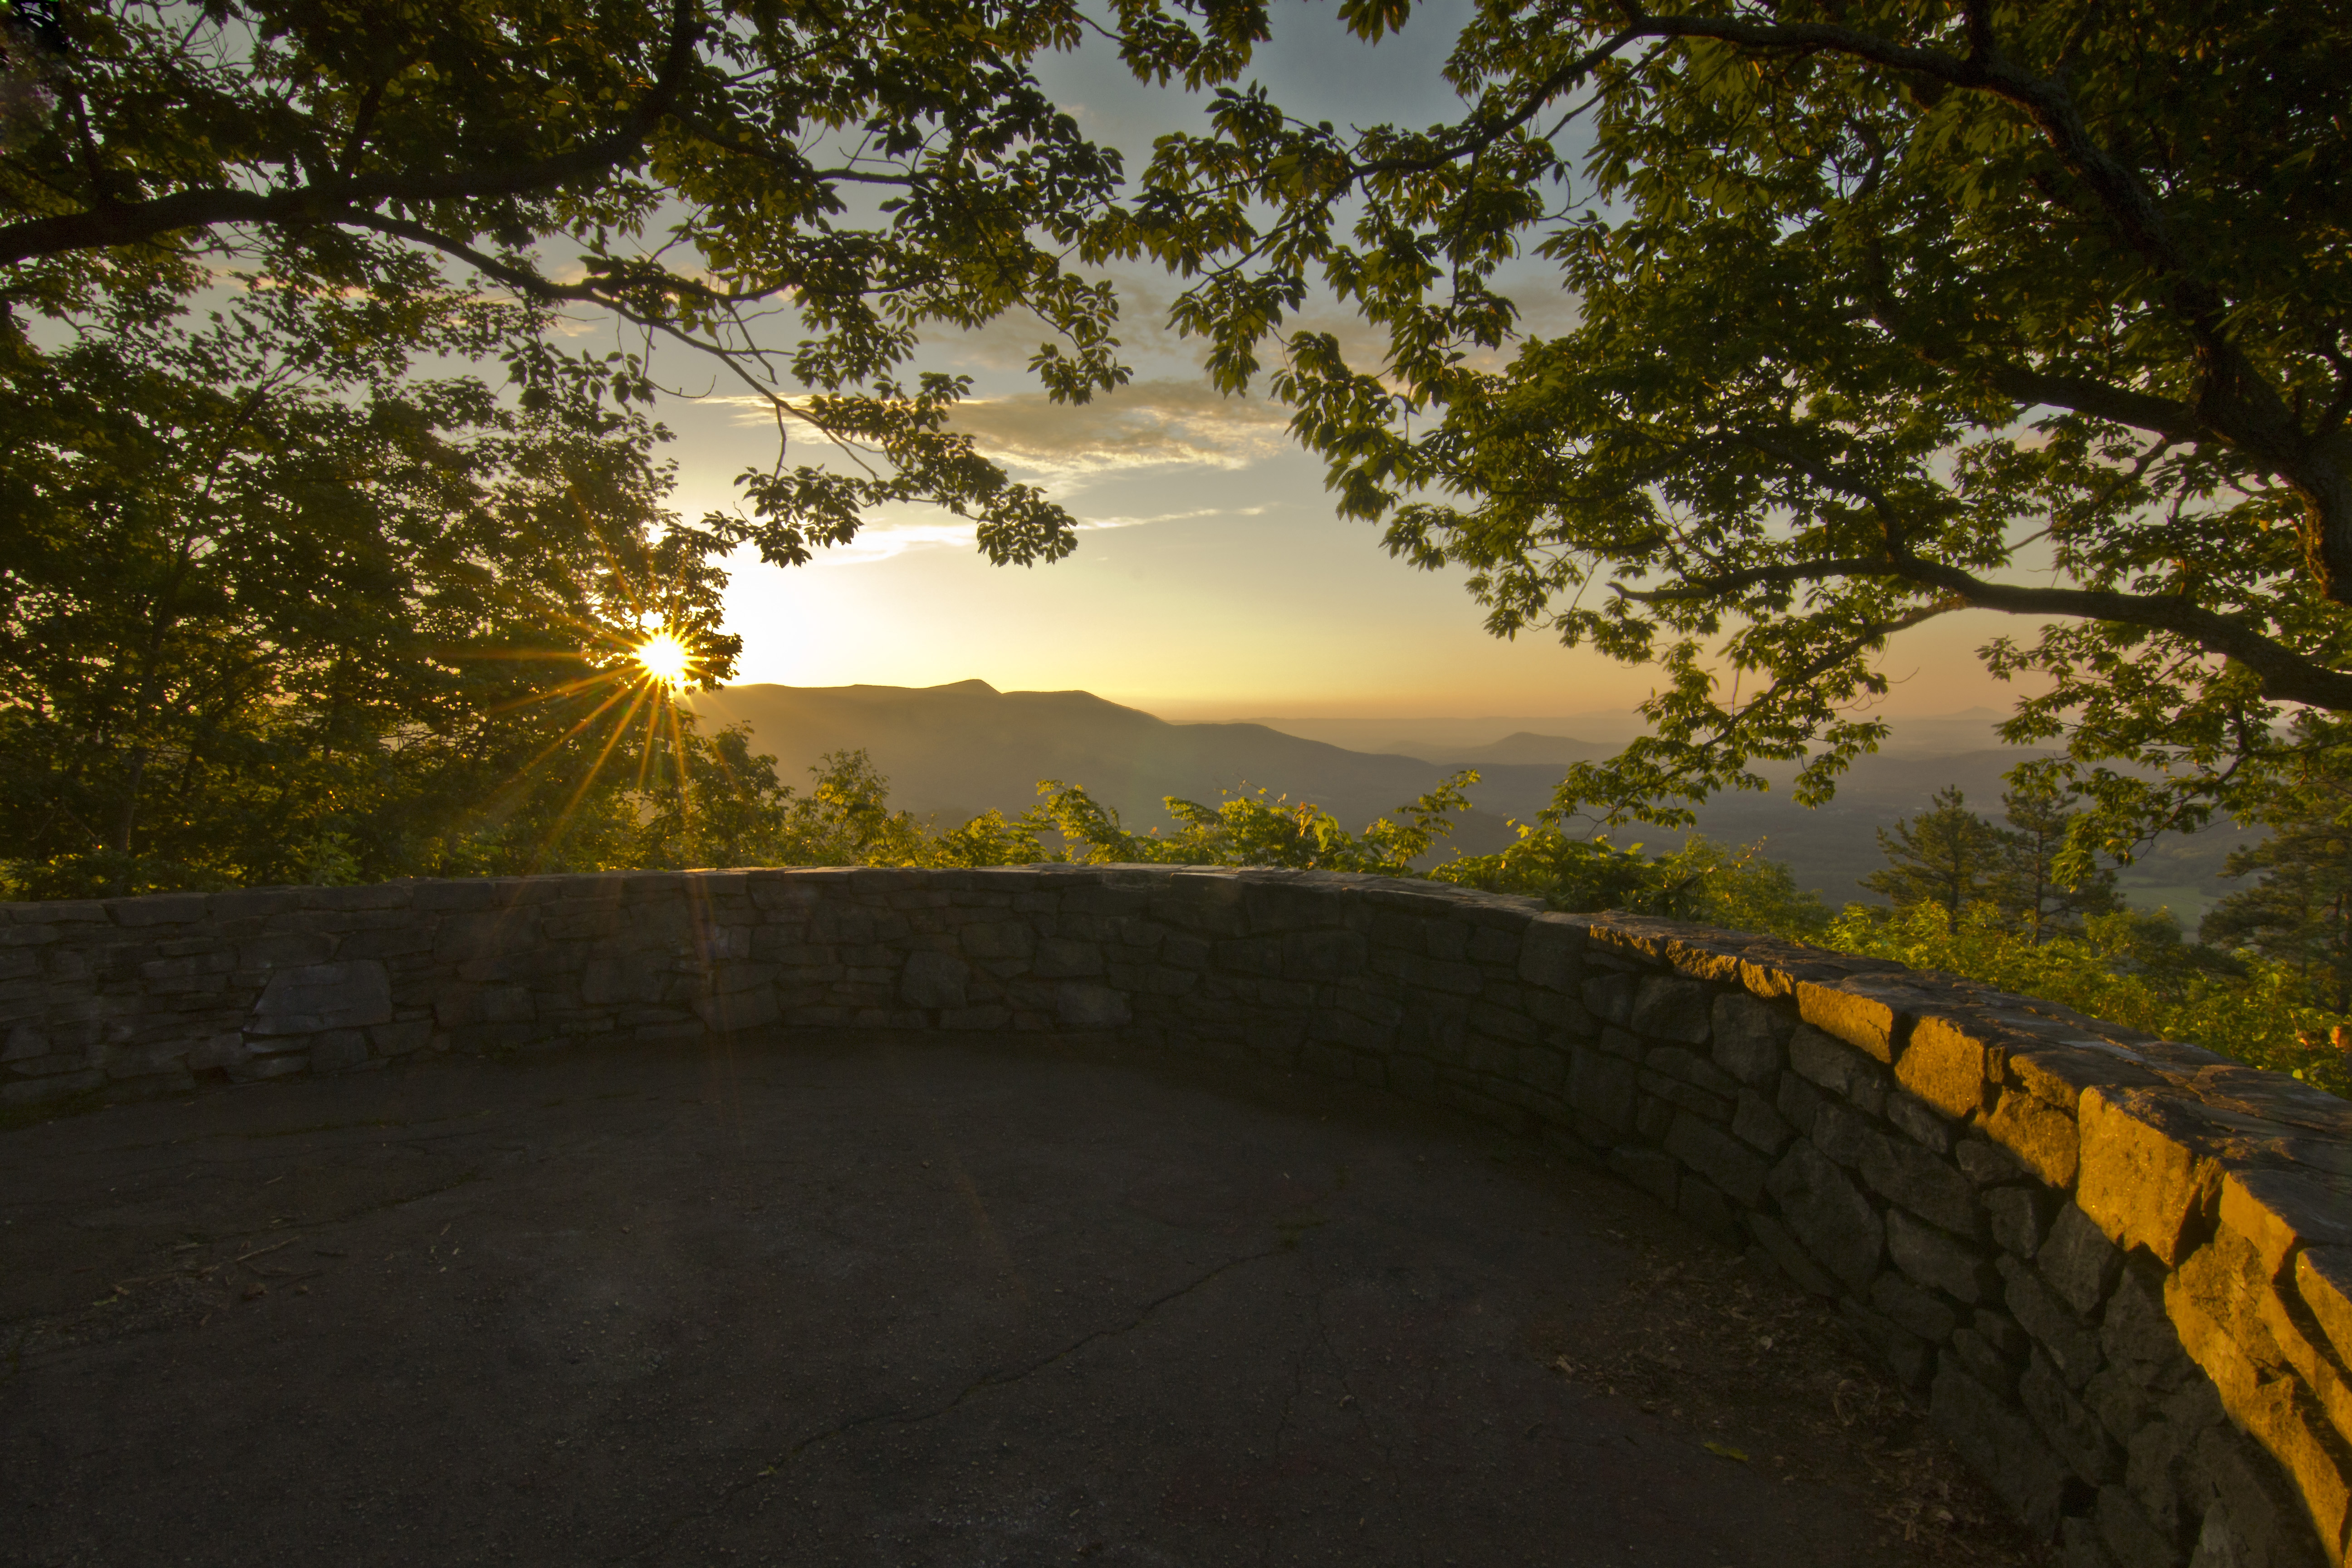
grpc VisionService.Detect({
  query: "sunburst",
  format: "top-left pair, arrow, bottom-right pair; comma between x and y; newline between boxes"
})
633,629 -> 694,691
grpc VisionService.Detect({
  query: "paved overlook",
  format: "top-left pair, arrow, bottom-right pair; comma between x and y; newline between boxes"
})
5,1039 -> 2033,1567
3,866 -> 2347,1568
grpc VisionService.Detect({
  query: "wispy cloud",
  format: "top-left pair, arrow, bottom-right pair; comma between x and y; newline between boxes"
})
949,379 -> 1292,478
796,504 -> 1268,567
697,377 -> 1294,480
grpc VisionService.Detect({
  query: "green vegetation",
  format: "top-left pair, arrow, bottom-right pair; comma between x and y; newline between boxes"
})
1826,903 -> 2349,1098
7,2 -> 2350,1103
0,0 -> 1212,567
1808,785 -> 2349,1097
1134,0 -> 2352,872
0,0 -> 1230,896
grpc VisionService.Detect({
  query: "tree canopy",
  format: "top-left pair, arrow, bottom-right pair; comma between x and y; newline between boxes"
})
0,0 -> 1271,575
0,270 -> 740,893
1129,0 -> 2352,870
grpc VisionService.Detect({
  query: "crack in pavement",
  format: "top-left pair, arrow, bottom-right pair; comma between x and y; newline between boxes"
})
601,1242 -> 1290,1566
1306,1269 -> 1425,1568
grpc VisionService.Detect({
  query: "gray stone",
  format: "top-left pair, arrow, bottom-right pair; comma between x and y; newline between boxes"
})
694,985 -> 779,1033
1710,993 -> 1787,1086
1932,1359 -> 2070,1537
1055,983 -> 1130,1029
1,1068 -> 103,1106
1775,1071 -> 1824,1136
958,921 -> 1034,960
2083,1366 -> 2155,1450
1644,1044 -> 1741,1098
1887,1207 -> 1994,1303
248,960 -> 392,1035
1608,1145 -> 1680,1208
369,1020 -> 432,1056
1871,1270 -> 1959,1342
1665,1111 -> 1769,1207
1886,1089 -> 1956,1153
434,985 -> 533,1028
1565,1047 -> 1637,1132
2064,1517 -> 2123,1568
1732,1088 -> 1795,1154
1582,971 -> 1635,1025
1787,1024 -> 1887,1114
1282,929 -> 1365,981
1745,1212 -> 1841,1298
186,1032 -> 251,1071
2101,1257 -> 2184,1380
2127,1419 -> 2188,1543
1972,1307 -> 2033,1361
1957,1137 -> 2028,1186
1766,1141 -> 1884,1290
2190,1423 -> 2331,1568
1634,1093 -> 1674,1141
1635,1067 -> 1734,1122
2024,1350 -> 2122,1484
1629,975 -> 1712,1044
1517,917 -> 1584,992
2188,1502 -> 2242,1568
2043,1203 -> 2126,1316
1949,1326 -> 2019,1396
2004,1256 -> 2106,1388
1814,1102 -> 1981,1235
1988,1186 -> 2056,1260
309,1029 -> 372,1073
1596,1024 -> 1646,1061
900,950 -> 970,1009
1035,937 -> 1107,978
1677,1179 -> 1744,1247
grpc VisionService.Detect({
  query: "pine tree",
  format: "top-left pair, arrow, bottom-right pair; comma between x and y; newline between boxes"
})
1998,779 -> 2121,944
2201,773 -> 2352,1013
1862,788 -> 2011,933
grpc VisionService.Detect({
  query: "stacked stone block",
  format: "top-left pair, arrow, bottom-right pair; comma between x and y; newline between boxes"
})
4,865 -> 2348,1566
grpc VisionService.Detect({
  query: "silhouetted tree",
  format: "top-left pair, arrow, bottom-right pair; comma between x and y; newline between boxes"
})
1863,788 -> 2009,933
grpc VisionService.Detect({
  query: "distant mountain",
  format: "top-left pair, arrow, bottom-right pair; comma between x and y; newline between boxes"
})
684,681 -> 1522,853
687,681 -> 2254,916
1382,731 -> 1605,766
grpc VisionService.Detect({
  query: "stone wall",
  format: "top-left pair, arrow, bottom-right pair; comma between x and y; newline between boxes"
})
6,864 -> 2350,1567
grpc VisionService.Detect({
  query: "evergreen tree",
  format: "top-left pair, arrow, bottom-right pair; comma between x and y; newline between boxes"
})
1998,779 -> 2121,944
1862,788 -> 2009,933
2201,772 -> 2352,1013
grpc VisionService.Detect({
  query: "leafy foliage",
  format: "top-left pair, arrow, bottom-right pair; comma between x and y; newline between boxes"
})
1859,782 -> 2117,936
0,274 -> 735,897
2200,758 -> 2352,1013
0,0 -> 1274,568
1431,823 -> 1833,936
1126,0 -> 2352,868
1019,770 -> 1479,872
1828,901 -> 2348,1099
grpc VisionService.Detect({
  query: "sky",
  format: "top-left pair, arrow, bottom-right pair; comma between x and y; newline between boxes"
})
627,1 -> 2032,725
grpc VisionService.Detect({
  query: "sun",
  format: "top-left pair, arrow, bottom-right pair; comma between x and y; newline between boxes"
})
633,630 -> 694,691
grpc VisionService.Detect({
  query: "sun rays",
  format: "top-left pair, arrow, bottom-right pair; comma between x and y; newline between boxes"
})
634,631 -> 694,691
463,613 -> 725,872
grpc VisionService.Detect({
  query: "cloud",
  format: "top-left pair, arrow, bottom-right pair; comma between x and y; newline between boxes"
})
698,376 -> 1295,480
947,378 -> 1294,478
797,503 -> 1268,567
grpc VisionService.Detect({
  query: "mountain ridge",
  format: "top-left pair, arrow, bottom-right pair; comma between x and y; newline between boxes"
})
685,681 -> 2247,912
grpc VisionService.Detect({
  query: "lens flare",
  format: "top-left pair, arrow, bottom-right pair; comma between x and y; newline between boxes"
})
633,630 -> 693,690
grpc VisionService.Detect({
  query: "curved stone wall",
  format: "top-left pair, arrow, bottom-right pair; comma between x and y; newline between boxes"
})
5,864 -> 2349,1566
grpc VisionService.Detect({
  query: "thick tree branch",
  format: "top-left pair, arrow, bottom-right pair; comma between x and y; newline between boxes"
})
1614,557 -> 1889,602
1973,362 -> 2205,442
0,0 -> 702,267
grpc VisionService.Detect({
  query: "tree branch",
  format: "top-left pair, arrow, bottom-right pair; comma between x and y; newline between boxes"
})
0,0 -> 702,267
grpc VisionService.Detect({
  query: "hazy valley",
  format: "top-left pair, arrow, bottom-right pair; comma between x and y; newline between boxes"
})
688,681 -> 2252,919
